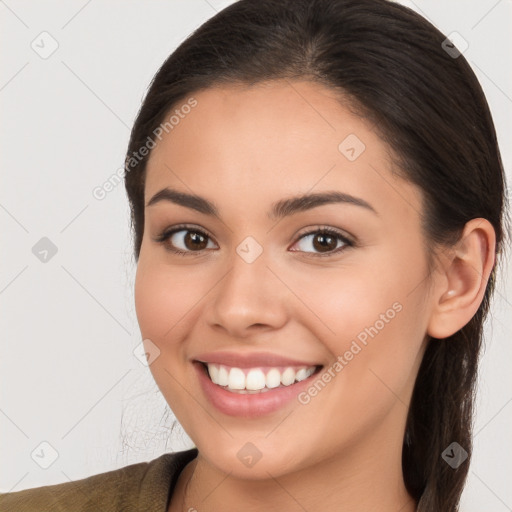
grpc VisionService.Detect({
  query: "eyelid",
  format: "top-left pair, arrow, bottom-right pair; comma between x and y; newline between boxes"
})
154,223 -> 355,257
153,223 -> 218,257
154,223 -> 216,243
288,225 -> 354,257
294,224 -> 355,245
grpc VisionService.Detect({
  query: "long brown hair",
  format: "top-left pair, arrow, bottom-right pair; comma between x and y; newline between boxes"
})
124,1 -> 509,509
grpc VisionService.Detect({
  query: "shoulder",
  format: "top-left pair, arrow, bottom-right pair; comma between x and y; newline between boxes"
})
0,448 -> 198,512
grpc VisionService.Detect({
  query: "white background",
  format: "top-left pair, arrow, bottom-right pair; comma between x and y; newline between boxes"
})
1,1 -> 511,510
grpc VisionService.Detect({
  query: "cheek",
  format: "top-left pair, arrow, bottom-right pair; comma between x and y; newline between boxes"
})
292,269 -> 425,453
279,254 -> 417,351
134,265 -> 171,341
133,259 -> 201,415
284,250 -> 427,401
134,258 -> 204,344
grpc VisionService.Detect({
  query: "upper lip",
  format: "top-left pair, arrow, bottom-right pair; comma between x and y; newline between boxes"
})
194,351 -> 322,368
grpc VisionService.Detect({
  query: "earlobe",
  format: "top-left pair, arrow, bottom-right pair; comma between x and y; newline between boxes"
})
427,218 -> 496,340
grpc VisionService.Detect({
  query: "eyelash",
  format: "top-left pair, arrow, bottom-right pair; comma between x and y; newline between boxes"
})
154,223 -> 354,258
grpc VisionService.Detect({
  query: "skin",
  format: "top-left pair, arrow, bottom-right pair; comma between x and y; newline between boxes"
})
134,79 -> 496,512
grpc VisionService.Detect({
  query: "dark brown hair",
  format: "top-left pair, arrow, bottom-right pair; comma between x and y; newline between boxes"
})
124,0 -> 509,509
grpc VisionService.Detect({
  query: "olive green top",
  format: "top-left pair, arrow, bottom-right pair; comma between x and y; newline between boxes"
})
0,448 -> 198,512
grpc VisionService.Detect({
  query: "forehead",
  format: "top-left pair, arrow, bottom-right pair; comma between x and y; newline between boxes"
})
144,80 -> 422,223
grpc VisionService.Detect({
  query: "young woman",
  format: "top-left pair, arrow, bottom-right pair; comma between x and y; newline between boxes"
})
1,0 -> 508,511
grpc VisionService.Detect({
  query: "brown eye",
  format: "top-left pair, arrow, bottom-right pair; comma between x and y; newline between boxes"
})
156,225 -> 353,258
182,231 -> 209,250
291,228 -> 353,257
312,232 -> 338,252
155,226 -> 217,255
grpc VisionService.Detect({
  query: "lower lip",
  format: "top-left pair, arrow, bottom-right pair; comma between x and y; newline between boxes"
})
194,362 -> 321,418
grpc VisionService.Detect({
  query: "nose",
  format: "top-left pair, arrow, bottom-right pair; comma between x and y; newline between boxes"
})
207,246 -> 288,339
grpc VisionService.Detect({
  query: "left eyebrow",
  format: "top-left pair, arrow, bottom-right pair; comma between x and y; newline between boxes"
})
146,187 -> 378,219
269,190 -> 378,219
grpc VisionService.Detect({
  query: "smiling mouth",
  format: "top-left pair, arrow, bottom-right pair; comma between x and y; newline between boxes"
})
197,361 -> 323,394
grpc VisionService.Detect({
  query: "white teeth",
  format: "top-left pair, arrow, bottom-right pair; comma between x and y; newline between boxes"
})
281,367 -> 296,386
295,368 -> 311,382
208,364 -> 219,383
266,368 -> 281,389
205,363 -> 317,392
228,368 -> 246,390
217,366 -> 229,386
246,369 -> 266,390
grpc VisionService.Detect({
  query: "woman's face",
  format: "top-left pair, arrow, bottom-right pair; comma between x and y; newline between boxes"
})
135,80 -> 435,479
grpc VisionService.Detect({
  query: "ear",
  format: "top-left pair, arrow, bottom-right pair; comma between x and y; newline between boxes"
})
427,218 -> 496,339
